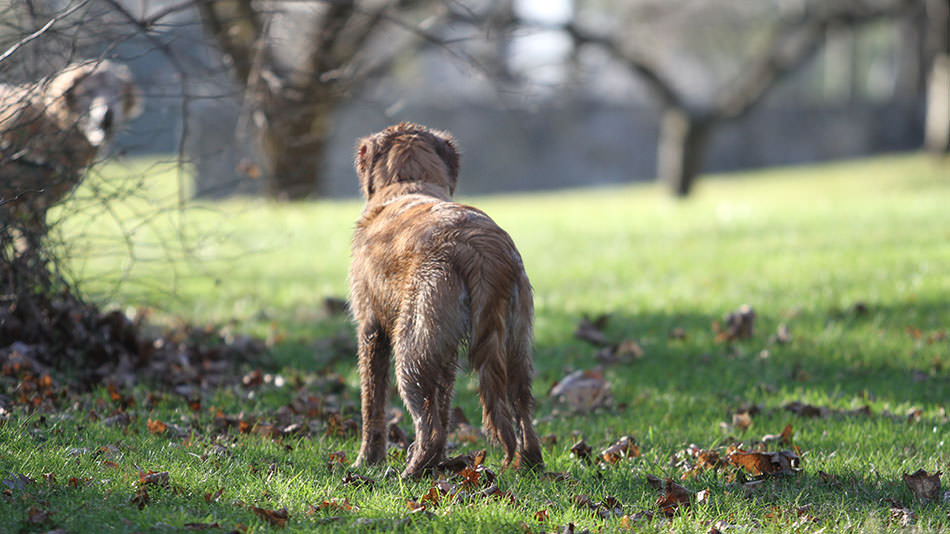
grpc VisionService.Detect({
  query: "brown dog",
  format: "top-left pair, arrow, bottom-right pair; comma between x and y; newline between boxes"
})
349,122 -> 543,478
1,60 -> 142,250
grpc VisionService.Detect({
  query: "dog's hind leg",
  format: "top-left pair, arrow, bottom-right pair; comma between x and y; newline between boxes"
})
354,319 -> 390,467
395,272 -> 465,478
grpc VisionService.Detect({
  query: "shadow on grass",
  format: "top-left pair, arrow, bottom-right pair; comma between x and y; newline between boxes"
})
530,297 -> 948,410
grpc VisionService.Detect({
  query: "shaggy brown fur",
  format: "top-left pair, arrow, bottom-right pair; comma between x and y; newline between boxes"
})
349,122 -> 543,478
0,60 -> 142,247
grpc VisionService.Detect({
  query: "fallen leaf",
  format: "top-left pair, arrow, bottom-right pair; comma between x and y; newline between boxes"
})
341,471 -> 375,487
540,471 -> 575,483
569,439 -> 593,463
534,509 -> 549,522
139,470 -> 170,489
26,505 -> 53,524
204,487 -> 224,503
310,497 -> 358,513
327,450 -> 347,470
550,523 -> 589,534
242,369 -> 264,388
574,314 -> 611,346
437,449 -> 486,473
773,323 -> 792,344
571,494 -> 623,519
902,469 -> 941,503
783,401 -> 828,418
668,327 -> 687,340
890,506 -> 916,527
549,369 -> 610,411
600,435 -> 640,464
728,450 -> 801,477
595,340 -> 644,364
146,418 -> 168,434
250,506 -> 288,528
715,304 -> 755,342
732,411 -> 753,431
619,510 -> 654,528
655,478 -> 691,517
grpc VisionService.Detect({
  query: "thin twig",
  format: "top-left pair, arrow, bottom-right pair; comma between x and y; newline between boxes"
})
0,0 -> 89,65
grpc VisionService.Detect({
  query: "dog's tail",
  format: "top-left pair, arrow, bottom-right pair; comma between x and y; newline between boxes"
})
458,229 -> 524,464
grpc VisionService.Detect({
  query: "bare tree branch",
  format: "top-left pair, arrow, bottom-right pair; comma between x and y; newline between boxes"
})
0,0 -> 89,65
715,0 -> 922,120
561,21 -> 684,110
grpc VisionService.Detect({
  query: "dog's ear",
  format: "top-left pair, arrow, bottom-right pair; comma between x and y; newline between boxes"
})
433,132 -> 460,193
355,136 -> 376,199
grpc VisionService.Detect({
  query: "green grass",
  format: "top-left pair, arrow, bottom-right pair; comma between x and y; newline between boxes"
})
2,153 -> 949,532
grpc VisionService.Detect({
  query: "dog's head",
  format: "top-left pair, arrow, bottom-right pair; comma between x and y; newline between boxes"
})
355,122 -> 460,201
46,60 -> 143,147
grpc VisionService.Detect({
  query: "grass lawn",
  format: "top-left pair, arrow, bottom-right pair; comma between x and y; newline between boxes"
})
2,153 -> 948,533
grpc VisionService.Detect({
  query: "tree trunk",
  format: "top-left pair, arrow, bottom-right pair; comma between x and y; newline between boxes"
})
258,93 -> 337,199
657,108 -> 714,197
924,54 -> 950,153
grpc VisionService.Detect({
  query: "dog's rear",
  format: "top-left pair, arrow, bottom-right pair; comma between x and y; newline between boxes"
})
452,212 -> 542,470
350,122 -> 542,477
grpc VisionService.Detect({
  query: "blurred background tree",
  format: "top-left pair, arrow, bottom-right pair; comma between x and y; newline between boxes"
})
2,0 -> 944,203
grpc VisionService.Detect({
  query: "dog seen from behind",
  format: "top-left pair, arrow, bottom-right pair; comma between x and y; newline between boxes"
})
349,122 -> 543,478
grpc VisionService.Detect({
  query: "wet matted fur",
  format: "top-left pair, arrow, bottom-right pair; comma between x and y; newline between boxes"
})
349,122 -> 544,478
0,60 -> 143,246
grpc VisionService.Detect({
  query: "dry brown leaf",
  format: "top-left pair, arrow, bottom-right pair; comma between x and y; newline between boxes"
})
26,505 -> 53,524
250,506 -> 288,528
341,471 -> 375,487
773,323 -> 792,344
783,401 -> 828,418
204,487 -> 224,503
715,305 -> 756,342
574,314 -> 611,346
569,439 -> 593,463
534,509 -> 549,522
902,469 -> 942,503
146,418 -> 168,435
890,506 -> 916,527
595,340 -> 644,365
655,478 -> 691,517
540,471 -> 575,483
549,369 -> 610,411
326,450 -> 347,470
732,411 -> 753,431
728,450 -> 801,476
645,474 -> 664,491
600,435 -> 640,464
310,497 -> 357,513
619,510 -> 655,529
139,470 -> 170,489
